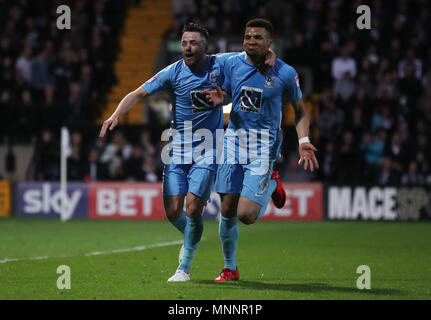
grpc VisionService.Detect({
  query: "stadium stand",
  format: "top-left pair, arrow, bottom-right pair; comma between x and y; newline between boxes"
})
1,0 -> 430,186
100,0 -> 173,125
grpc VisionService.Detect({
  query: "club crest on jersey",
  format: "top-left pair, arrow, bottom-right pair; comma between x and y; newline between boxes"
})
264,75 -> 274,88
209,72 -> 219,84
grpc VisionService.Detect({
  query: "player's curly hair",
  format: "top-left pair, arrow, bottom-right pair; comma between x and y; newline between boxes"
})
245,18 -> 274,37
182,22 -> 209,42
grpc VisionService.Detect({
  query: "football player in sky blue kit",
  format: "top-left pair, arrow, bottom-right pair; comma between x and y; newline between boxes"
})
99,23 -> 275,282
204,19 -> 319,281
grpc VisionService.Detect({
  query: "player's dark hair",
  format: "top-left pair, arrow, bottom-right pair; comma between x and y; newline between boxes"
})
182,22 -> 209,41
245,18 -> 274,37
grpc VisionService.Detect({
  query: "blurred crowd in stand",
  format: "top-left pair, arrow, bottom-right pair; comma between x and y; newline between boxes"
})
0,0 -> 125,140
166,0 -> 431,186
3,0 -> 431,185
32,125 -> 165,182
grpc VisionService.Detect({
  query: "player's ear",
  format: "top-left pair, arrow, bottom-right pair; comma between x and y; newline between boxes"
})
264,30 -> 273,47
268,38 -> 273,47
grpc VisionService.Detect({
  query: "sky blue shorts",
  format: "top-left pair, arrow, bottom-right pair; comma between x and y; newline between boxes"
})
162,163 -> 216,201
214,160 -> 275,207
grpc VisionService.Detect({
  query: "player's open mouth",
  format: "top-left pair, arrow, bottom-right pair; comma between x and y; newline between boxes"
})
185,54 -> 194,59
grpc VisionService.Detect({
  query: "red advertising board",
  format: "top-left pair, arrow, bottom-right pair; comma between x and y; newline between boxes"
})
89,182 -> 323,221
89,182 -> 165,220
260,183 -> 323,221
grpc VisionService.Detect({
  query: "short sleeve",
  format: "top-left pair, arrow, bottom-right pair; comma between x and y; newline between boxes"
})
141,62 -> 176,95
220,58 -> 233,94
280,64 -> 302,104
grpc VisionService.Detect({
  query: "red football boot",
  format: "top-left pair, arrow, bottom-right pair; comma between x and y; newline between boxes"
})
271,171 -> 287,208
214,267 -> 240,282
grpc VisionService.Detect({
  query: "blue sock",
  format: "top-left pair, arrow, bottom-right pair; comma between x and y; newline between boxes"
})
219,216 -> 239,270
171,210 -> 186,234
257,179 -> 277,220
178,216 -> 203,274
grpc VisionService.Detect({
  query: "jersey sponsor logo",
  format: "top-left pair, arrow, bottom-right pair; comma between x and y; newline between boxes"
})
264,76 -> 274,88
190,89 -> 214,113
295,74 -> 300,87
240,86 -> 263,113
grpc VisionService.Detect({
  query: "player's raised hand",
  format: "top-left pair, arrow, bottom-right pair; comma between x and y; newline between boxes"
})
298,142 -> 319,172
258,48 -> 276,73
265,48 -> 276,68
202,85 -> 224,106
99,116 -> 118,138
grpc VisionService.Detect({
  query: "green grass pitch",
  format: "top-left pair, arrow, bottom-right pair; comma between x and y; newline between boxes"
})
0,218 -> 430,300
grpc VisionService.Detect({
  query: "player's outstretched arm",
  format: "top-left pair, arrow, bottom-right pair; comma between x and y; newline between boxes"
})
292,98 -> 319,172
99,86 -> 148,137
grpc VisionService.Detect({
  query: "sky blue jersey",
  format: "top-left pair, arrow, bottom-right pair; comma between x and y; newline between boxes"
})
142,53 -> 237,163
142,53 -> 238,134
222,52 -> 302,161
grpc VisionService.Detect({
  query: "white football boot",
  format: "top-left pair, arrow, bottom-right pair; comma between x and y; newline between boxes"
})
167,269 -> 190,282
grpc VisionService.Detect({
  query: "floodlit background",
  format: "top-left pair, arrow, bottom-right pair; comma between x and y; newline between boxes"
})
0,0 -> 430,186
0,0 -> 430,301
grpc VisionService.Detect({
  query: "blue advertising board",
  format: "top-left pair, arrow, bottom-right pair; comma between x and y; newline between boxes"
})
15,182 -> 88,219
